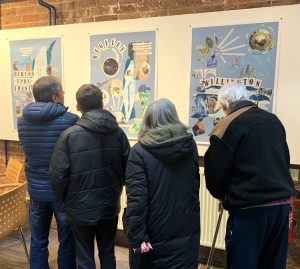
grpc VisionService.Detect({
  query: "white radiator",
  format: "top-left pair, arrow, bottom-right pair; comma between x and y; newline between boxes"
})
199,168 -> 228,249
118,167 -> 228,250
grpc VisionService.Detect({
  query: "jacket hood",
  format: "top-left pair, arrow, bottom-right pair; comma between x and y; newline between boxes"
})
139,124 -> 195,163
22,102 -> 67,123
76,109 -> 119,134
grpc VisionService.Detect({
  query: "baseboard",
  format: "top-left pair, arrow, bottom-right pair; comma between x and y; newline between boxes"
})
115,229 -> 226,268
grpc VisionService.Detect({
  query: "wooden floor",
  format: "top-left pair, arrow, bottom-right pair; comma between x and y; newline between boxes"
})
0,227 -> 212,269
0,226 -> 128,269
0,226 -> 298,269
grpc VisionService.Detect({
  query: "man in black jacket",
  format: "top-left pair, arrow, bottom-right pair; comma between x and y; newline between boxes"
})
49,84 -> 130,269
204,83 -> 295,269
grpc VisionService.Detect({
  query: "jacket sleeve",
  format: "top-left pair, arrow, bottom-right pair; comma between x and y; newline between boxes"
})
125,147 -> 150,248
204,135 -> 234,200
121,131 -> 131,185
49,132 -> 70,201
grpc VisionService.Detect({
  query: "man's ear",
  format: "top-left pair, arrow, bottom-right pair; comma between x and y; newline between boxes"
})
52,94 -> 59,103
221,105 -> 229,115
76,103 -> 81,112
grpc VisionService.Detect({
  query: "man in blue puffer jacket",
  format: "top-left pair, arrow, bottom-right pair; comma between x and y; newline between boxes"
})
18,76 -> 79,269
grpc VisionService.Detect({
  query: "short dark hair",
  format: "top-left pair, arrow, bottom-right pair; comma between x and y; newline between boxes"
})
76,84 -> 103,112
33,76 -> 61,102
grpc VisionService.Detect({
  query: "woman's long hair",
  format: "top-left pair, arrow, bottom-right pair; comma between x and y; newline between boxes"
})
139,98 -> 183,137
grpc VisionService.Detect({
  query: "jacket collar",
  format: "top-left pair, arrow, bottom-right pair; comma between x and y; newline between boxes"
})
228,100 -> 256,115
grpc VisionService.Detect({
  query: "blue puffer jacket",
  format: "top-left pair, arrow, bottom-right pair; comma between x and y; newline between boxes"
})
18,102 -> 79,201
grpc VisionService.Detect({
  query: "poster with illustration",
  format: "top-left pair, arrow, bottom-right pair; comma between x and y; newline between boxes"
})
189,22 -> 279,143
10,37 -> 62,129
90,31 -> 156,138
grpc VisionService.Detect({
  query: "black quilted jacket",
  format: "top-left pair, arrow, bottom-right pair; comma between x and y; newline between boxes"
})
49,109 -> 130,225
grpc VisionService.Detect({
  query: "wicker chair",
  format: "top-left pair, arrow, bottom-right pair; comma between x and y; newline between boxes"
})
0,158 -> 29,263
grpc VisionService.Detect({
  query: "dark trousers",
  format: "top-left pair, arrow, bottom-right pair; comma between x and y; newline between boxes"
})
29,199 -> 76,269
225,204 -> 290,269
71,218 -> 118,269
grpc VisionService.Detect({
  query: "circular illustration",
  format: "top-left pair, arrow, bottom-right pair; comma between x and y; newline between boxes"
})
103,57 -> 119,76
249,29 -> 273,54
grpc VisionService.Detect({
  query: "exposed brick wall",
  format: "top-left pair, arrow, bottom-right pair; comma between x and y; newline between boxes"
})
1,0 -> 300,29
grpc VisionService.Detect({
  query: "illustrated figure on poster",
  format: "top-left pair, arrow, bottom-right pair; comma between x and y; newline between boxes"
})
128,84 -> 152,134
192,94 -> 207,119
138,84 -> 151,118
207,96 -> 218,114
136,61 -> 150,80
207,53 -> 217,67
133,43 -> 151,80
108,79 -> 124,122
192,118 -> 205,136
33,40 -> 56,82
122,43 -> 136,123
32,47 -> 47,81
191,93 -> 221,136
121,41 -> 152,124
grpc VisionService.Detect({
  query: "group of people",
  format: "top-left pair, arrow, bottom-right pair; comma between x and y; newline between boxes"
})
17,76 -> 295,269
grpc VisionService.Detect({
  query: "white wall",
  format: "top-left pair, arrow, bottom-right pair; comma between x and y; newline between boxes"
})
0,4 -> 299,163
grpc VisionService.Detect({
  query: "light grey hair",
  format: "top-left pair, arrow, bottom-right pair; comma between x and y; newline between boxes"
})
33,76 -> 61,102
218,83 -> 248,109
139,98 -> 182,137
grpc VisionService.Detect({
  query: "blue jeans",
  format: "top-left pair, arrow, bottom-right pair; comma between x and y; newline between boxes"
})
29,199 -> 76,269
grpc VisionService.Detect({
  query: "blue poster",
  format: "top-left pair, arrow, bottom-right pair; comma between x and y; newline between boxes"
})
10,37 -> 62,129
189,22 -> 279,143
90,31 -> 156,139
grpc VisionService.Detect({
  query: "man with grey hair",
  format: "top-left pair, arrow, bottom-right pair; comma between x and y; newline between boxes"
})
50,84 -> 130,269
204,83 -> 295,269
18,76 -> 78,269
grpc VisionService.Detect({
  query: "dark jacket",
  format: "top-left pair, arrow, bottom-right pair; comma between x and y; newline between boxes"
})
17,102 -> 79,202
204,100 -> 295,209
49,109 -> 130,225
125,124 -> 200,269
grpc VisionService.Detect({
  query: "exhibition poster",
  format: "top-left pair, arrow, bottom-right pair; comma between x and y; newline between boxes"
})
10,37 -> 62,129
90,31 -> 156,138
189,22 -> 279,143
